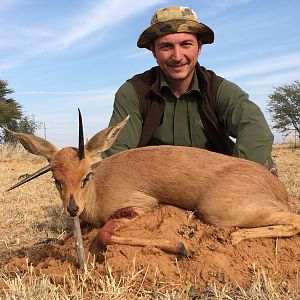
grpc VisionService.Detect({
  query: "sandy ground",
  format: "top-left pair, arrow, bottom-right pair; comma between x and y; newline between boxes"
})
0,145 -> 299,294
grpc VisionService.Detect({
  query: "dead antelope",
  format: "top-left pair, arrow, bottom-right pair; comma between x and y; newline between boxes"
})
5,110 -> 300,255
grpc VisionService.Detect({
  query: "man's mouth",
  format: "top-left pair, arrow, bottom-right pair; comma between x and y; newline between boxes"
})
168,63 -> 187,70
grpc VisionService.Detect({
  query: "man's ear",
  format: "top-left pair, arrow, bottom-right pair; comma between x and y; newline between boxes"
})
149,43 -> 157,59
198,40 -> 202,56
198,45 -> 202,56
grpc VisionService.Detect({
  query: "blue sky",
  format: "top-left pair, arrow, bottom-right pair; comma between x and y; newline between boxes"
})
1,0 -> 300,147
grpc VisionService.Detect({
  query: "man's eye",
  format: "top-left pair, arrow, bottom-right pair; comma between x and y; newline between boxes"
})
160,44 -> 171,50
54,178 -> 62,190
181,42 -> 193,47
81,172 -> 92,188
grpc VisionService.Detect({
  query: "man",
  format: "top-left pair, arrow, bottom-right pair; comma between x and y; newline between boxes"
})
103,5 -> 276,174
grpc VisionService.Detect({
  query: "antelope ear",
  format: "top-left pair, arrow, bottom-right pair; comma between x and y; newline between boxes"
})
85,116 -> 129,156
4,128 -> 59,160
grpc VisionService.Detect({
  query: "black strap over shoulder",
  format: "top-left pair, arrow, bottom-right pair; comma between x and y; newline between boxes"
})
196,66 -> 234,155
128,67 -> 165,148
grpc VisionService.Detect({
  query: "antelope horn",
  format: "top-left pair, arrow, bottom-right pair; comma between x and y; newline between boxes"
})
78,108 -> 85,160
6,164 -> 52,191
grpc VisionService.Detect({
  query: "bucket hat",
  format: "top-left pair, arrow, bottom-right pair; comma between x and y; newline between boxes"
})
137,6 -> 214,49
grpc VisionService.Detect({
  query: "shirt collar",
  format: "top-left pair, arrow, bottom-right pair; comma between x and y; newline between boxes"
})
159,69 -> 201,95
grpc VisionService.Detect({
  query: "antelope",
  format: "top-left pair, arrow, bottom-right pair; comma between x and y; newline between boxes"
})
5,110 -> 300,255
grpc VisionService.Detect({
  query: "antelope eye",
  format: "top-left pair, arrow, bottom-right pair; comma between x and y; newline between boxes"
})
81,172 -> 92,189
54,178 -> 62,190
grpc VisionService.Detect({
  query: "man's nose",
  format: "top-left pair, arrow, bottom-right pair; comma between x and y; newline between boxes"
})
172,46 -> 183,61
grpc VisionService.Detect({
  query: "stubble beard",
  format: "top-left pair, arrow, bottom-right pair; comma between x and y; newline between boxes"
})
167,63 -> 196,84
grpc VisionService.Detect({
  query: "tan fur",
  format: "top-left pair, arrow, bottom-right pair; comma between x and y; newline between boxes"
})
6,117 -> 300,254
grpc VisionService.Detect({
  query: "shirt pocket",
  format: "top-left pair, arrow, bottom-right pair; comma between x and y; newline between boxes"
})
188,111 -> 207,148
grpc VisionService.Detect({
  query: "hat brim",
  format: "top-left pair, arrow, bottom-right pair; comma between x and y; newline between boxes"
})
137,19 -> 214,49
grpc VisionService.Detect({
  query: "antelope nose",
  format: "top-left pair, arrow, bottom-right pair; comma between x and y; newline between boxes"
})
67,196 -> 79,216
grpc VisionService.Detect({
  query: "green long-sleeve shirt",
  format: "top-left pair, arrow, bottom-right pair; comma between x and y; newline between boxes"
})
103,69 -> 274,169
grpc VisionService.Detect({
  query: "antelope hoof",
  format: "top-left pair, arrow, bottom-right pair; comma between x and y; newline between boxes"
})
177,242 -> 195,257
178,242 -> 187,256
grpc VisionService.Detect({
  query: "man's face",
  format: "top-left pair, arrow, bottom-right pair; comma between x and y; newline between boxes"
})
152,32 -> 201,86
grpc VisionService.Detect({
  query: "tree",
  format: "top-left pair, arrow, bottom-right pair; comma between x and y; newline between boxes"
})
0,80 -> 22,125
0,80 -> 40,144
267,81 -> 300,140
2,115 -> 40,143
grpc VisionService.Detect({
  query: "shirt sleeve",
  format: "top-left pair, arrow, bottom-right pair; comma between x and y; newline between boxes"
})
102,81 -> 143,158
216,79 -> 274,168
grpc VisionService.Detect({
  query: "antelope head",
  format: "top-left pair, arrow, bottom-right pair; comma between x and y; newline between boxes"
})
5,109 -> 129,218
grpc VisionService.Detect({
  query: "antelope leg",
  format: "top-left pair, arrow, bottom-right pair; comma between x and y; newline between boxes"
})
98,218 -> 190,256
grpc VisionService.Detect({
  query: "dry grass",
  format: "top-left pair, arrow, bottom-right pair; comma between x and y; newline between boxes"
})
273,144 -> 300,206
0,143 -> 299,299
0,144 -> 71,254
1,261 -> 299,299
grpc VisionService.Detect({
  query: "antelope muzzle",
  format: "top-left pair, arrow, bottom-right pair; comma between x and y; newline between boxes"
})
67,196 -> 79,217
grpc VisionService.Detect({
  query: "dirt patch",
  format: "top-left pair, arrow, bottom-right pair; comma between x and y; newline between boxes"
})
1,145 -> 299,296
1,204 -> 299,292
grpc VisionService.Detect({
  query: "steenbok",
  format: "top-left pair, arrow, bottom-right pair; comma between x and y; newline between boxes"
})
5,110 -> 300,255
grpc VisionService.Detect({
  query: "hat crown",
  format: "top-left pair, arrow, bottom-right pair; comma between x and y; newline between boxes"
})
150,6 -> 198,25
137,5 -> 214,49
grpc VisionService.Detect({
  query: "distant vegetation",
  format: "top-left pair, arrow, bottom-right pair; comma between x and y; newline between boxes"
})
0,79 -> 40,144
268,80 -> 300,145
